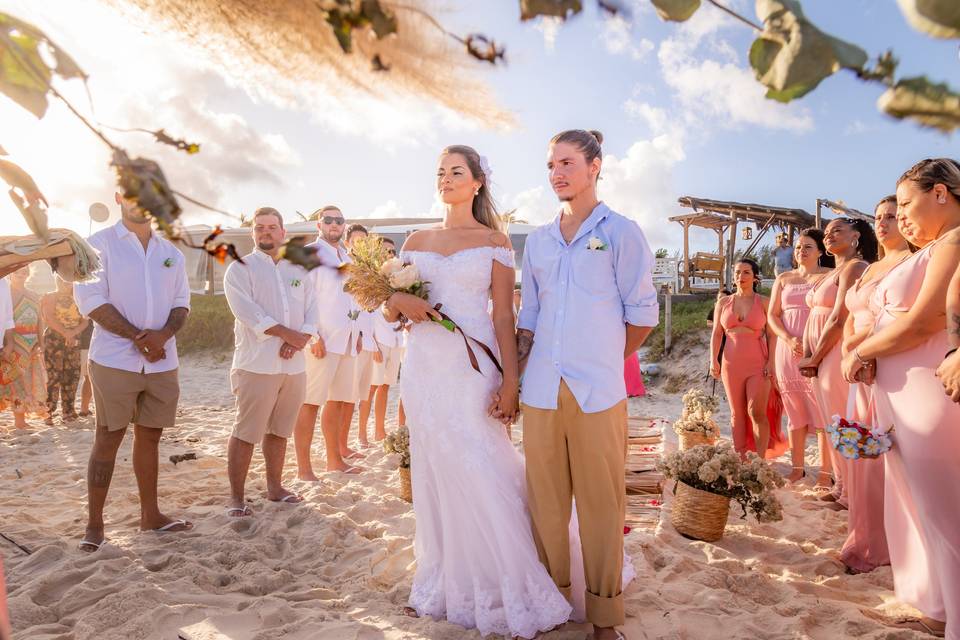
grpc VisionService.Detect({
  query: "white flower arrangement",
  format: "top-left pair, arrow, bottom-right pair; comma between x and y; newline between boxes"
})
658,441 -> 786,522
673,388 -> 721,437
586,236 -> 607,251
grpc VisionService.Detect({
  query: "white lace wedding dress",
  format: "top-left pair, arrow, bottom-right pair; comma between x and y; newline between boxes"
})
399,246 -> 573,638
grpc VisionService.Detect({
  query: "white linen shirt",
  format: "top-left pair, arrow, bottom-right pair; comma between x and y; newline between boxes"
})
224,249 -> 319,375
74,221 -> 191,374
518,203 -> 659,413
0,278 -> 14,332
309,240 -> 359,356
373,311 -> 404,349
357,310 -> 380,353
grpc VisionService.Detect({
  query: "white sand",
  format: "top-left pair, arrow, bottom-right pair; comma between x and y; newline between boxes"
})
0,347 -> 927,639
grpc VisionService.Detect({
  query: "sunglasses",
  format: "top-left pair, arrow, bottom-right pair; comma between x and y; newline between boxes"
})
322,216 -> 345,225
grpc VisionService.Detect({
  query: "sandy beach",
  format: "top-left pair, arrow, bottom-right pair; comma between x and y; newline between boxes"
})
0,343 -> 928,640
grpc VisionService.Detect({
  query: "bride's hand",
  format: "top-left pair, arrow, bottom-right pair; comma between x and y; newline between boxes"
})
495,382 -> 520,425
387,293 -> 441,323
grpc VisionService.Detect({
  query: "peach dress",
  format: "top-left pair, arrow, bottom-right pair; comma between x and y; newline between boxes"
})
872,241 -> 960,632
804,275 -> 850,505
774,282 -> 818,431
719,295 -> 788,458
838,276 -> 889,572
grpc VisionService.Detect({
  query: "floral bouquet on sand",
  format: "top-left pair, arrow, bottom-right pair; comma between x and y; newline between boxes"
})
341,235 -> 499,374
658,441 -> 785,522
383,425 -> 410,468
825,415 -> 893,460
673,388 -> 721,439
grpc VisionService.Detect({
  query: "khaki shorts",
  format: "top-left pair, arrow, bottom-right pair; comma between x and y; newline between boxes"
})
230,370 -> 305,444
304,351 -> 357,405
89,360 -> 180,431
372,346 -> 404,386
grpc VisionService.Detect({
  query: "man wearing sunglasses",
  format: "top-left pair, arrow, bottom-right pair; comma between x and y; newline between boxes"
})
293,205 -> 363,478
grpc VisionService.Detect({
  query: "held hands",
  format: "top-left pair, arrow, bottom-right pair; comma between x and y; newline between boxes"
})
310,337 -> 327,359
387,293 -> 441,323
487,382 -> 520,426
797,355 -> 819,378
935,351 -> 960,403
134,329 -> 169,363
373,349 -> 384,364
841,351 -> 876,384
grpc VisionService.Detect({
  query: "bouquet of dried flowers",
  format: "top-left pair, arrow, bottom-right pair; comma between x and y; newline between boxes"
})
673,388 -> 720,438
383,425 -> 410,468
658,441 -> 785,522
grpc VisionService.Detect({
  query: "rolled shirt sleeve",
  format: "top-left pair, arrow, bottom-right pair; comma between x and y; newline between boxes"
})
170,250 -> 192,311
615,221 -> 660,327
73,238 -> 111,316
517,242 -> 540,332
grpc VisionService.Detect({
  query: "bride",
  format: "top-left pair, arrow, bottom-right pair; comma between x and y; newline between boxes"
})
384,145 -> 630,638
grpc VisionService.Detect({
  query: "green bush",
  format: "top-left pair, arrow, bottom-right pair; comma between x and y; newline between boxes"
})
177,294 -> 235,355
645,296 -> 715,362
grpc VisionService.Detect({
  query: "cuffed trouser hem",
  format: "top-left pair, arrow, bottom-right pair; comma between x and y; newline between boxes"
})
585,590 -> 625,628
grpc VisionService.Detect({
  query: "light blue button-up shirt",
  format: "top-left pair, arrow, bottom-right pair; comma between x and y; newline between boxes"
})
518,203 -> 659,413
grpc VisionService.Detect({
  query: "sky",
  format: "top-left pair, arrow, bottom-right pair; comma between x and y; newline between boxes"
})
1,0 -> 958,254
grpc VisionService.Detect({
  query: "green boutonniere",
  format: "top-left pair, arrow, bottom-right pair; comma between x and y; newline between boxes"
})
291,279 -> 302,288
163,258 -> 173,267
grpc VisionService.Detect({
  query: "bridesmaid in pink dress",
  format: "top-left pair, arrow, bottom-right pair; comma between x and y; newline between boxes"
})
837,196 -> 911,574
842,159 -> 960,639
767,229 -> 831,484
799,219 -> 876,505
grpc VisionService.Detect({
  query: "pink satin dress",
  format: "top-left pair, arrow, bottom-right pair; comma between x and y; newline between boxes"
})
804,275 -> 850,505
774,282 -> 818,431
872,241 -> 960,632
839,276 -> 889,573
719,295 -> 788,458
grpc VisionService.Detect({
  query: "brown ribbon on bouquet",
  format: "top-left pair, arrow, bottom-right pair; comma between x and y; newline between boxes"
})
432,303 -> 502,376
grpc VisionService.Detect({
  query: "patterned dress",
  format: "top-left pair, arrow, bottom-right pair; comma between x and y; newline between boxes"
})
0,290 -> 48,418
44,294 -> 83,418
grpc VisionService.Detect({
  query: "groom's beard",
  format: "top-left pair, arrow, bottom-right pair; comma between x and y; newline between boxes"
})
257,242 -> 275,251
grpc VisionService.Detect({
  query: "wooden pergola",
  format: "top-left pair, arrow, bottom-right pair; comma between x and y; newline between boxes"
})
670,196 -> 819,292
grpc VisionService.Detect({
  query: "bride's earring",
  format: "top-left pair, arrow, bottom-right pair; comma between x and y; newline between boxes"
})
475,188 -> 480,196
939,196 -> 948,204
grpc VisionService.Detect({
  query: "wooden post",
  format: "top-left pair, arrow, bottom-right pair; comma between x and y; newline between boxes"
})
726,214 -> 738,290
682,220 -> 690,293
815,200 -> 822,229
664,286 -> 673,354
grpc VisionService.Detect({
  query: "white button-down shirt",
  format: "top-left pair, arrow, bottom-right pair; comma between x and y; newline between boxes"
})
74,221 -> 191,374
518,203 -> 659,413
373,312 -> 404,349
357,310 -> 381,353
310,240 -> 359,356
0,278 -> 14,332
223,249 -> 319,375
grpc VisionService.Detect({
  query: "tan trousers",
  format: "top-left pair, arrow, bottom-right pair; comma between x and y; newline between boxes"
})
522,380 -> 627,628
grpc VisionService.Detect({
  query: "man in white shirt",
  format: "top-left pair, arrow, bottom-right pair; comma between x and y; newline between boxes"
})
293,206 -> 363,478
223,207 -> 317,516
73,192 -> 192,552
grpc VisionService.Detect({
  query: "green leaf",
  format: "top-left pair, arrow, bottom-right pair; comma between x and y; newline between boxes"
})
650,0 -> 701,22
0,12 -> 87,119
750,0 -> 868,103
878,76 -> 960,133
897,0 -> 960,39
519,0 -> 583,21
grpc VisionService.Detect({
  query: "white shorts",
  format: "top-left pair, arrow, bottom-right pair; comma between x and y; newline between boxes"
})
372,346 -> 404,386
354,351 -> 375,401
304,350 -> 357,405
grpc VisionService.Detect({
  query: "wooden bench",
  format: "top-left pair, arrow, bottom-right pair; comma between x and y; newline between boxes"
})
684,252 -> 724,285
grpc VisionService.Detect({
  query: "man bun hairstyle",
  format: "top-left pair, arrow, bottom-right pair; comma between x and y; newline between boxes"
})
550,129 -> 604,180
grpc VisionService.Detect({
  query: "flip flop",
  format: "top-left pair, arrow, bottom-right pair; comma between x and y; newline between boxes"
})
225,506 -> 253,517
151,519 -> 193,532
344,451 -> 366,460
336,465 -> 362,475
860,609 -> 945,637
78,539 -> 105,553
269,494 -> 303,504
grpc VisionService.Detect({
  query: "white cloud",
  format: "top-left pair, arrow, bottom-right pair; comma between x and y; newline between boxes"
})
601,15 -> 655,61
504,186 -> 555,226
533,17 -> 564,53
369,200 -> 406,219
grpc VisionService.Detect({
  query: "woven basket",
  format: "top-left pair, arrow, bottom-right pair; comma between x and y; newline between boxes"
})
398,466 -> 413,503
670,481 -> 730,541
678,431 -> 717,451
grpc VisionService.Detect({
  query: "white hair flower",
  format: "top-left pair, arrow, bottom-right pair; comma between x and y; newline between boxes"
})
479,155 -> 493,181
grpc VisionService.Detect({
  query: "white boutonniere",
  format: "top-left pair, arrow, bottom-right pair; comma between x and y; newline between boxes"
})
586,236 -> 608,251
291,278 -> 302,288
163,258 -> 173,267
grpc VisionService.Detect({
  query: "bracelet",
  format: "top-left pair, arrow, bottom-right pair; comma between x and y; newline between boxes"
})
853,348 -> 871,366
946,347 -> 959,360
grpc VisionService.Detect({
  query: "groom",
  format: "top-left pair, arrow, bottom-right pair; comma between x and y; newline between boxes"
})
517,129 -> 659,639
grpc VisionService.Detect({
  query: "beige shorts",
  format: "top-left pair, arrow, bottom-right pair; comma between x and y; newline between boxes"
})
304,350 -> 357,405
354,351 -> 375,400
80,350 -> 89,380
230,370 -> 305,444
89,360 -> 180,431
372,346 -> 404,386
